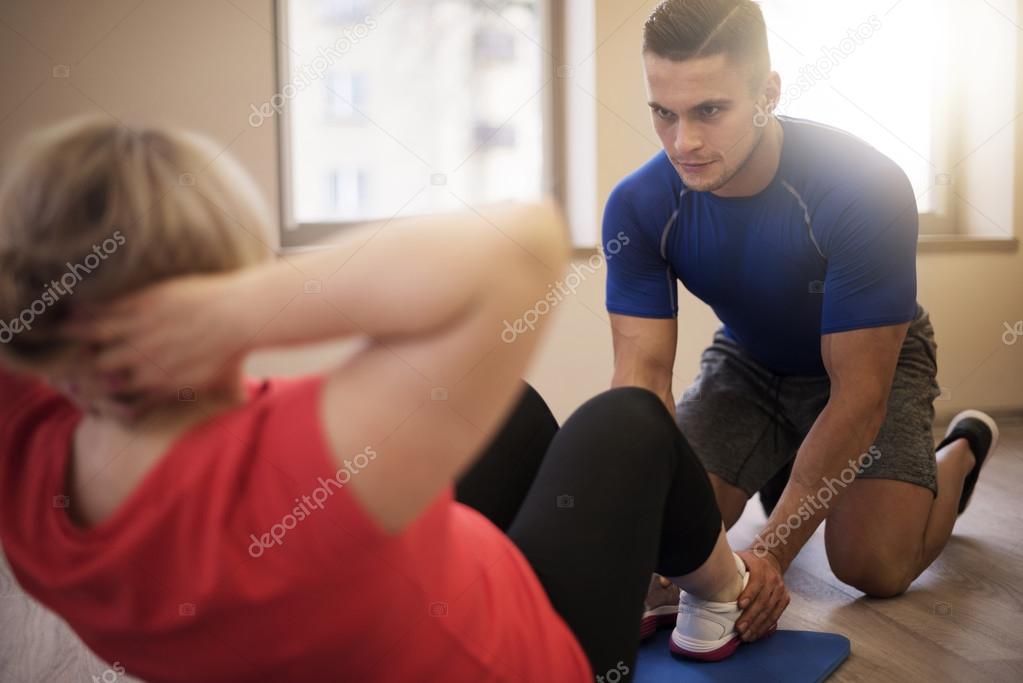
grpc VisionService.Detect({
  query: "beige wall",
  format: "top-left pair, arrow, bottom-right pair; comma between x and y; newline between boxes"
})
0,0 -> 1019,423
0,0 -> 280,249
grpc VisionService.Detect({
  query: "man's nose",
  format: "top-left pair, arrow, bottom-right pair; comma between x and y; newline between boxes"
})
673,124 -> 703,158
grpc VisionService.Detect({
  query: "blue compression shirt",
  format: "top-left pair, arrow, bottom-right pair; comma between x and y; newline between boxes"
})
603,116 -> 920,376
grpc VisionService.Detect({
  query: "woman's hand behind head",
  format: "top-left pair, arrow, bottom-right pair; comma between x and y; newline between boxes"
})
58,271 -> 255,418
0,116 -> 275,400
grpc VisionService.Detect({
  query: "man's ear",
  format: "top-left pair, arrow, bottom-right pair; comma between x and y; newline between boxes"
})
762,71 -> 782,114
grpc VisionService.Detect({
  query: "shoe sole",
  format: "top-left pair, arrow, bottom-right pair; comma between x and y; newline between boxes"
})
669,623 -> 778,662
640,607 -> 679,640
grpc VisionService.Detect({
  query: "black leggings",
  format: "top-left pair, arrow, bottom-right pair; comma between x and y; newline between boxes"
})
455,385 -> 722,680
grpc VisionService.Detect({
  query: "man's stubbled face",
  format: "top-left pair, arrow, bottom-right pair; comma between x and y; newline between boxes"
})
644,52 -> 769,194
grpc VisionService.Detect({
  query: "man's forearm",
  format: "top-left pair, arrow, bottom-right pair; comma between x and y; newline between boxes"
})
752,395 -> 886,570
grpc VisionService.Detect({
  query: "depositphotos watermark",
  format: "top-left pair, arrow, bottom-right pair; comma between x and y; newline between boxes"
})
0,230 -> 126,344
754,445 -> 882,557
501,231 -> 631,343
248,446 -> 378,557
595,660 -> 630,683
249,16 -> 378,127
91,661 -> 126,683
754,15 -> 883,127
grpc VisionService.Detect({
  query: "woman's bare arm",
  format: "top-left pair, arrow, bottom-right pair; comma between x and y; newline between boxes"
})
65,200 -> 569,532
243,200 -> 570,532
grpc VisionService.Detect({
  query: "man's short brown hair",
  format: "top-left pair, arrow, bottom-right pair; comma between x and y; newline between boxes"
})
643,0 -> 771,90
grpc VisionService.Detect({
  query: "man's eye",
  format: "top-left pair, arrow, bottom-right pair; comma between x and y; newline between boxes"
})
700,106 -> 720,118
655,108 -> 675,120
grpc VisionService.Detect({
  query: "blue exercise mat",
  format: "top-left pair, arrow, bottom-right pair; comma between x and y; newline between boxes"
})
633,629 -> 850,683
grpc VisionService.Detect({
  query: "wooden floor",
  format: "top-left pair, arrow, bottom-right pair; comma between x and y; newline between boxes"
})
2,423 -> 1021,682
729,420 -> 1023,682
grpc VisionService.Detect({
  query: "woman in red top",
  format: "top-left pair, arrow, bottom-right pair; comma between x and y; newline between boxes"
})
0,118 -> 781,682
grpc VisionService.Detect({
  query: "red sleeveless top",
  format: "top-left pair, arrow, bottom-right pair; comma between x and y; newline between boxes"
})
0,368 -> 591,682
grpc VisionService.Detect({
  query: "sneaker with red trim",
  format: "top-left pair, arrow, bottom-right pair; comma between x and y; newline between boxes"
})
640,574 -> 680,640
669,553 -> 776,661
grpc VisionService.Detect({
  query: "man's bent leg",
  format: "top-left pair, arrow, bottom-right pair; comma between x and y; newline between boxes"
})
823,478 -> 932,597
708,472 -> 748,530
676,329 -> 800,530
823,308 -> 952,597
825,435 -> 981,598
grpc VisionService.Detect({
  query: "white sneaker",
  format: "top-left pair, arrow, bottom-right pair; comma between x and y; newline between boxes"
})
640,574 -> 681,640
669,553 -> 773,661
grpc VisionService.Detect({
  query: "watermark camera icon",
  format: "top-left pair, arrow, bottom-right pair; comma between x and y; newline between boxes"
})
428,601 -> 448,617
178,173 -> 196,186
933,601 -> 952,617
431,387 -> 448,401
556,65 -> 573,79
304,279 -> 323,294
178,387 -> 197,402
556,494 -> 574,509
430,173 -> 447,186
808,280 -> 826,294
53,494 -> 71,508
935,173 -> 953,186
52,64 -> 70,78
179,602 -> 196,616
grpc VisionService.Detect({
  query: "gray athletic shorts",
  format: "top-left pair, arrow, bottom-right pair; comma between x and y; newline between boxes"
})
675,306 -> 941,498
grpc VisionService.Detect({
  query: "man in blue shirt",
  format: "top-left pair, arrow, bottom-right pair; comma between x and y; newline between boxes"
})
609,0 -> 1000,647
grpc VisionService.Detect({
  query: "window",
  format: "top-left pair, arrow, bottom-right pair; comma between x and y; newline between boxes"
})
760,0 -> 1020,236
320,0 -> 371,24
325,69 -> 368,121
277,0 -> 550,245
474,28 -> 517,61
760,1 -> 944,222
328,167 -> 369,219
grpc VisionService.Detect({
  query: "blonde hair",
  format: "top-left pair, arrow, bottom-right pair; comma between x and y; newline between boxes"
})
0,116 -> 274,371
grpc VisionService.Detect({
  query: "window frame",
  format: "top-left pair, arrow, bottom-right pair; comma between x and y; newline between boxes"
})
273,0 -> 558,248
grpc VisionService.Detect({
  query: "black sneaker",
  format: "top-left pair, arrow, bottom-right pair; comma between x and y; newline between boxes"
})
937,410 -> 999,515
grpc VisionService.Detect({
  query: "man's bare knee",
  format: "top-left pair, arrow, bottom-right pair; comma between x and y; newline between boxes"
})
828,546 -> 917,598
708,473 -> 747,529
